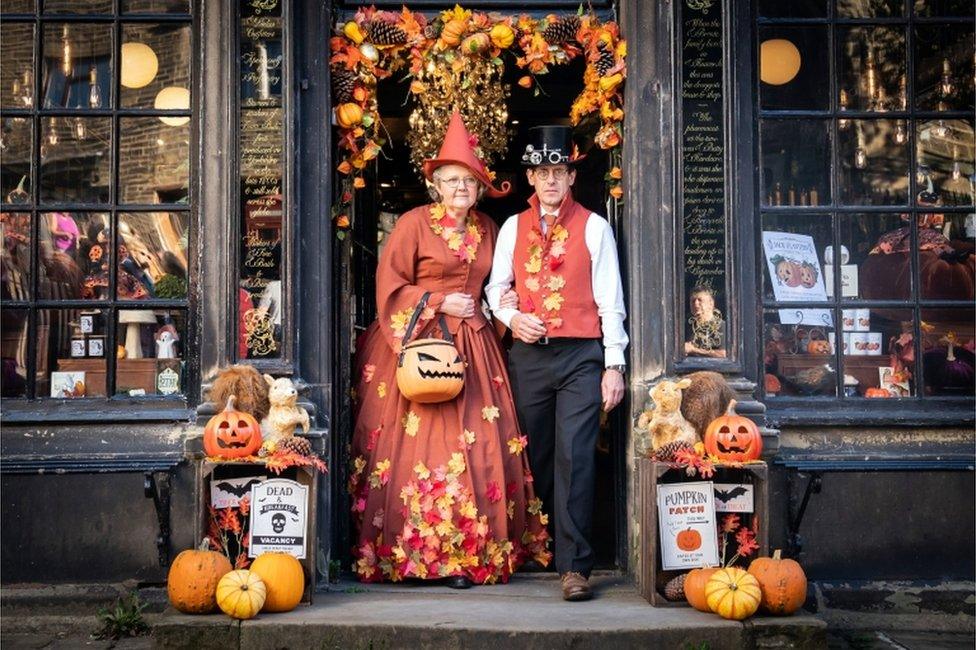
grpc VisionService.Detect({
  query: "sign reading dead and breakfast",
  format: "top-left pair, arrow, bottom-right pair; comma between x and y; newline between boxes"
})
657,481 -> 720,570
249,478 -> 307,559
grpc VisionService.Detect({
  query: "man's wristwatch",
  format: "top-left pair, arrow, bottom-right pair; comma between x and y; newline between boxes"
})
606,365 -> 626,375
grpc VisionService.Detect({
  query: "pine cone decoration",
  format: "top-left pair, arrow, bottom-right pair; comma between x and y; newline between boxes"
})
423,22 -> 440,40
366,19 -> 407,46
542,15 -> 581,45
652,440 -> 695,462
595,42 -> 615,76
279,436 -> 312,457
664,573 -> 687,602
331,65 -> 356,104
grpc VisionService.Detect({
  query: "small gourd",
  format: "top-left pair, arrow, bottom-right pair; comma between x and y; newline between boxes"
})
216,569 -> 266,620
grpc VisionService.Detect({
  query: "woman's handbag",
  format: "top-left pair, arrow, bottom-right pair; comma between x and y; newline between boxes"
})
395,292 -> 466,403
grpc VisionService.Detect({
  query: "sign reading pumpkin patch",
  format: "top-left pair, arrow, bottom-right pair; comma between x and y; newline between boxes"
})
657,482 -> 719,570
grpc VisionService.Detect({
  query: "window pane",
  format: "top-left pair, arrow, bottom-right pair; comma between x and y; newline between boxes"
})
762,214 -> 834,301
759,27 -> 829,111
920,309 -> 975,395
759,0 -> 827,17
838,119 -> 909,205
122,0 -> 190,13
42,23 -> 113,109
914,23 -> 975,112
2,0 -> 36,12
1,23 -> 34,109
1,212 -> 32,301
38,212 -> 110,300
837,26 -> 907,112
1,307 -> 29,398
761,120 -> 831,207
914,0 -> 976,17
39,117 -> 111,204
43,1 -> 113,13
36,307 -> 108,398
842,213 -> 913,301
1,117 -> 32,203
115,308 -> 185,396
844,308 -> 914,396
119,117 -> 190,204
919,213 -> 975,301
118,212 -> 188,300
838,0 -> 905,16
120,23 -> 191,109
917,118 -> 974,207
764,309 -> 838,398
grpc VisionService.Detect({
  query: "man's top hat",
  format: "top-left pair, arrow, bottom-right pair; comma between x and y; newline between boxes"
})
520,125 -> 586,167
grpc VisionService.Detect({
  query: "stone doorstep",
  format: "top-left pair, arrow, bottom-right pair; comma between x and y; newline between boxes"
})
0,583 -> 169,617
153,575 -> 828,650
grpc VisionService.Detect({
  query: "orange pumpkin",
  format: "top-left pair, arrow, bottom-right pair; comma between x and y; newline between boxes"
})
335,102 -> 363,129
703,400 -> 762,462
748,549 -> 807,616
806,339 -> 831,355
204,395 -> 263,458
461,32 -> 490,54
395,339 -> 465,404
864,387 -> 891,398
675,528 -> 702,552
167,540 -> 233,614
441,19 -> 466,46
684,567 -> 718,612
250,552 -> 305,613
705,567 -> 762,620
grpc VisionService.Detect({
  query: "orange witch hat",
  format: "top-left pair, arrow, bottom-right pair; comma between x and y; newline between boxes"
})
422,111 -> 511,198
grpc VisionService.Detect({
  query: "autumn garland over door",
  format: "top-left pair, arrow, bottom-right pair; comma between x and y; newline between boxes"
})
328,5 -> 627,238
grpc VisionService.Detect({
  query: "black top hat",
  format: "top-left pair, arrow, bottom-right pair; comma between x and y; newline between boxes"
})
520,125 -> 586,167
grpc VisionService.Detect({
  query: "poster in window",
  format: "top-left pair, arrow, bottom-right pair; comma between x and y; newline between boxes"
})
762,231 -> 829,306
657,481 -> 720,570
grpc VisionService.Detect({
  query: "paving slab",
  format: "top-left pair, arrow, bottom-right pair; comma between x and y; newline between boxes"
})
154,574 -> 828,649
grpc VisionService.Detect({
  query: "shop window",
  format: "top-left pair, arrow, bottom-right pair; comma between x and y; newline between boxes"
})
0,3 -> 193,402
757,3 -> 974,405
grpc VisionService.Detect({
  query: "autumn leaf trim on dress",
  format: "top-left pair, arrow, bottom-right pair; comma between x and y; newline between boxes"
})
429,203 -> 484,264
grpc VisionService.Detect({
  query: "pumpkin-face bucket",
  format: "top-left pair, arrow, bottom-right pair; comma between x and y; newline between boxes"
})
396,339 -> 465,404
204,395 -> 263,458
703,400 -> 762,462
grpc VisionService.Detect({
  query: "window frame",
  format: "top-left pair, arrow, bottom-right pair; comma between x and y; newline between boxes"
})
0,1 -> 199,421
752,1 -> 975,425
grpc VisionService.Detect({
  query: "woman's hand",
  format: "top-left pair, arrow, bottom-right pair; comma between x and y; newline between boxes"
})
500,289 -> 519,310
441,292 -> 476,318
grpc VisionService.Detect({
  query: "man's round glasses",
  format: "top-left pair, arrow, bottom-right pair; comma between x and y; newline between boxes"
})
532,167 -> 570,180
439,176 -> 479,188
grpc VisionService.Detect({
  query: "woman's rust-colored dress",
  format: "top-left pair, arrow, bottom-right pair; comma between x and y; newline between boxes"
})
349,204 -> 551,584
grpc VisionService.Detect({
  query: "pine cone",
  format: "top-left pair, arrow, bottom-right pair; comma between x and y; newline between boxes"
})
542,15 -> 581,45
664,573 -> 687,601
423,22 -> 440,40
279,436 -> 312,457
652,440 -> 695,462
366,19 -> 407,46
595,42 -> 615,76
331,65 -> 356,103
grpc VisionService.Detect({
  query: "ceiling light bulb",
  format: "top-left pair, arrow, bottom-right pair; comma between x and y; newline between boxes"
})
62,26 -> 72,77
854,148 -> 868,169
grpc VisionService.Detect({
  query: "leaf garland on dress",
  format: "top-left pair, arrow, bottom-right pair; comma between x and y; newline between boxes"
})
429,203 -> 484,264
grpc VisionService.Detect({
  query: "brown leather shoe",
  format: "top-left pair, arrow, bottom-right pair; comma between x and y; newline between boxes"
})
561,572 -> 592,601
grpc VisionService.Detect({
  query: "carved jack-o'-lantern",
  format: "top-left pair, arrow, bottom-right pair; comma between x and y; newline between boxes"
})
703,400 -> 762,462
204,395 -> 263,458
396,339 -> 465,404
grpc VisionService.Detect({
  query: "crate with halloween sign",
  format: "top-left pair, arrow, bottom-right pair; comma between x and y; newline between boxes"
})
637,458 -> 769,607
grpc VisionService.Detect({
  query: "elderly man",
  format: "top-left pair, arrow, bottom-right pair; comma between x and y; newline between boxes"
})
486,125 -> 628,601
684,285 -> 727,358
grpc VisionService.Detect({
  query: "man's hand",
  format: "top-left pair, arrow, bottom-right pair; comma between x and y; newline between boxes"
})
601,368 -> 625,412
511,313 -> 547,343
440,293 -> 475,318
500,289 -> 519,310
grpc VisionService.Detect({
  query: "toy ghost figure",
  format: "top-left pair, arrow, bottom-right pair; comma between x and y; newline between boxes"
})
261,374 -> 311,444
155,327 -> 179,359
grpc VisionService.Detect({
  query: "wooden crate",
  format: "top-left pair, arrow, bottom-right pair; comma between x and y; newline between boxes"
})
196,460 -> 318,605
637,459 -> 768,607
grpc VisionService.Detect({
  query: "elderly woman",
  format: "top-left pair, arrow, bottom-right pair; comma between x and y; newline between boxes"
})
349,112 -> 551,588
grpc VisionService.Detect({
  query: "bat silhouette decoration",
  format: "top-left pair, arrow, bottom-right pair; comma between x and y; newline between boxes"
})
215,479 -> 263,498
714,486 -> 748,503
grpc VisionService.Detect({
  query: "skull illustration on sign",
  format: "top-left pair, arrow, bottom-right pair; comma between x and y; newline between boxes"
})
271,513 -> 286,533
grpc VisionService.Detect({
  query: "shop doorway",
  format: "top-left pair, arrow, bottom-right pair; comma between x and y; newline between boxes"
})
330,16 -> 626,574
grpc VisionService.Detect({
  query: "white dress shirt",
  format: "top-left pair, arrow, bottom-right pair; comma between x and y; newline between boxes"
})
486,208 -> 629,367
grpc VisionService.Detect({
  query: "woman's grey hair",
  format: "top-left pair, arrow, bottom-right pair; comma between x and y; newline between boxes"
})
427,167 -> 486,203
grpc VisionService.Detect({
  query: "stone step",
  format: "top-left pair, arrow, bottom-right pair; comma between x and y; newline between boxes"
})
153,574 -> 828,650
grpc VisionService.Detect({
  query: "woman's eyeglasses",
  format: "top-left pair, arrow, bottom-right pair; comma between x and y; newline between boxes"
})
439,176 -> 479,189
